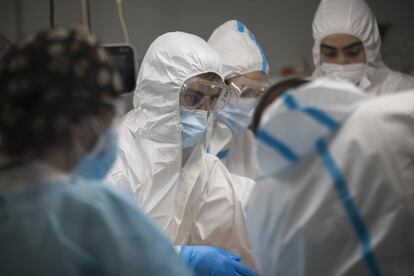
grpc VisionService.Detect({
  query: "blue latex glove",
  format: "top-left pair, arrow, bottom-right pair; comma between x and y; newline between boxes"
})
180,246 -> 256,276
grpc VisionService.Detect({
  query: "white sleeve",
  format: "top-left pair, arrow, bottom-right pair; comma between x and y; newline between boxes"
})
106,147 -> 144,207
190,155 -> 257,270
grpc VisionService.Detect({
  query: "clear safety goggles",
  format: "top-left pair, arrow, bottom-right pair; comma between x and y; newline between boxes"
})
227,75 -> 271,100
180,77 -> 229,112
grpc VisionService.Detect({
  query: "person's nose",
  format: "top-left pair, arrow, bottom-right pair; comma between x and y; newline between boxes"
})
336,52 -> 348,65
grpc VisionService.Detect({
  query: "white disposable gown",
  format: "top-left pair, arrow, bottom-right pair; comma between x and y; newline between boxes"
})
207,20 -> 269,179
311,0 -> 414,95
107,32 -> 256,268
248,78 -> 414,275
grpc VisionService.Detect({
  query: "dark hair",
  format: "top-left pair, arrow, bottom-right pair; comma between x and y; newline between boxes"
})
199,72 -> 221,82
0,27 -> 123,158
250,78 -> 309,134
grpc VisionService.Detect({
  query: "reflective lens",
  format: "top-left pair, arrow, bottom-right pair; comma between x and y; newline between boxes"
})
180,77 -> 228,112
228,75 -> 270,99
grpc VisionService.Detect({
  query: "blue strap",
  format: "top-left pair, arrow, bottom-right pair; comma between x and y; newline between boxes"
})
236,20 -> 268,73
236,20 -> 245,32
217,149 -> 230,159
256,129 -> 299,162
283,93 -> 340,131
316,138 -> 383,276
283,93 -> 300,110
303,107 -> 340,131
248,31 -> 268,73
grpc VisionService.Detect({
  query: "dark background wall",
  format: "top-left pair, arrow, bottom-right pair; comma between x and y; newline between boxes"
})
1,0 -> 414,79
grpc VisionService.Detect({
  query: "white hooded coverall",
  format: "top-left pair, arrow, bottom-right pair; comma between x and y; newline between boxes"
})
207,20 -> 270,179
311,0 -> 414,95
107,32 -> 256,268
248,78 -> 414,275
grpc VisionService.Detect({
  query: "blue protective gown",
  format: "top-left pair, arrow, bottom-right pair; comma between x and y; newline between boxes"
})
0,165 -> 192,276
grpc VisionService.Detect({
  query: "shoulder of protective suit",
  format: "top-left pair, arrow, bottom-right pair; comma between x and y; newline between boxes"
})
204,152 -> 256,208
343,92 -> 411,131
204,152 -> 235,178
204,153 -> 255,185
387,70 -> 414,92
338,92 -> 414,201
369,68 -> 414,94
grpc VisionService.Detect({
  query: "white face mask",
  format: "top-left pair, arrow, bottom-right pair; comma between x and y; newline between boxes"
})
216,97 -> 256,135
321,63 -> 367,86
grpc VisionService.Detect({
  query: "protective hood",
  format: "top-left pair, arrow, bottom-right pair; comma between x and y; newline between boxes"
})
112,32 -> 222,238
311,0 -> 414,95
249,88 -> 414,275
256,77 -> 368,179
207,20 -> 268,178
312,0 -> 383,68
208,20 -> 269,79
131,31 -> 222,140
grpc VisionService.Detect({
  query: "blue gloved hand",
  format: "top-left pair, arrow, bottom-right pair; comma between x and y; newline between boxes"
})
179,246 -> 256,276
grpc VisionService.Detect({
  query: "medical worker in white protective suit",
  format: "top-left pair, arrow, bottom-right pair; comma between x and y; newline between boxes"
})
207,20 -> 270,179
311,0 -> 414,94
248,78 -> 414,275
107,32 -> 257,272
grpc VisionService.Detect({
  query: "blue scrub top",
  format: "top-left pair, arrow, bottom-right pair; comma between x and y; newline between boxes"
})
0,178 -> 192,276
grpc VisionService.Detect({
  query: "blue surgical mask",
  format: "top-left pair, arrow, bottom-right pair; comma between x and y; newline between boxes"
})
216,98 -> 256,135
71,131 -> 118,181
180,107 -> 208,148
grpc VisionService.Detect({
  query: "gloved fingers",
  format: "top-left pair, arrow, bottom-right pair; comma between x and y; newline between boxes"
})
231,260 -> 256,276
229,254 -> 242,261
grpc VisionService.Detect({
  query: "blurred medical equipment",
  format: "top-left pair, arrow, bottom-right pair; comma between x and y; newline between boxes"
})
103,44 -> 137,93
